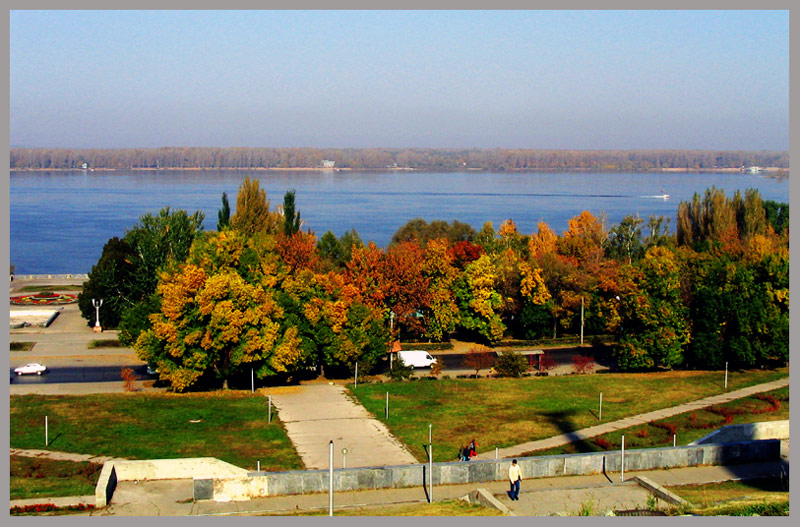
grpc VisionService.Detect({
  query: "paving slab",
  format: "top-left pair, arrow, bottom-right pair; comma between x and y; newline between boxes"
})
270,383 -> 418,469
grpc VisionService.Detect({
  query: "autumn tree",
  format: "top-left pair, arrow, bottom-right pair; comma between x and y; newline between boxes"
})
421,238 -> 460,342
134,231 -> 300,391
448,240 -> 484,269
382,241 -> 431,339
230,177 -> 281,236
528,221 -> 557,260
453,254 -> 505,344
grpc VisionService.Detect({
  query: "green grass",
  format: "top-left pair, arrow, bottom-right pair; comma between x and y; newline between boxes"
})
10,341 -> 35,351
527,386 -> 789,456
268,500 -> 502,516
10,456 -> 102,500
10,391 -> 303,472
16,285 -> 84,292
667,478 -> 789,516
348,368 -> 787,462
87,339 -> 126,348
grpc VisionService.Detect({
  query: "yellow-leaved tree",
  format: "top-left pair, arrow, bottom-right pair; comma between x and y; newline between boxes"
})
135,231 -> 299,391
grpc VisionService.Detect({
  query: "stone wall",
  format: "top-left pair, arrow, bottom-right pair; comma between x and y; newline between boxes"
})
195,439 -> 781,503
690,420 -> 789,446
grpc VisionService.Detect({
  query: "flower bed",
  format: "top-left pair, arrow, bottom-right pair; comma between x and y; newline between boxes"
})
10,292 -> 78,306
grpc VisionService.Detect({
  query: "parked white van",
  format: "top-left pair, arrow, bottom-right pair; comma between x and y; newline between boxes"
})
396,350 -> 438,368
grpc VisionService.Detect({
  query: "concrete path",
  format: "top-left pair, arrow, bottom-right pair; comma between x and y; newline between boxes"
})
269,383 -> 418,469
495,376 -> 790,459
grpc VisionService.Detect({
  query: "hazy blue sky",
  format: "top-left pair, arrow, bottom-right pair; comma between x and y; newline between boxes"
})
9,10 -> 789,150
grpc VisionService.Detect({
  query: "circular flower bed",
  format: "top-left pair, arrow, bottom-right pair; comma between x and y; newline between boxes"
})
10,292 -> 78,305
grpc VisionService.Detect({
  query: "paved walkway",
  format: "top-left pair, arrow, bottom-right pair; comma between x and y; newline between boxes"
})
269,383 -> 418,469
56,456 -> 789,516
495,376 -> 790,458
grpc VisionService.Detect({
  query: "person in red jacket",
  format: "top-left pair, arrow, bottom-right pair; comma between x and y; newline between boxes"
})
468,438 -> 477,459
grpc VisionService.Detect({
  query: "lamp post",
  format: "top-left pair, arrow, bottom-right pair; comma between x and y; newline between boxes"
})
580,296 -> 584,346
91,298 -> 103,333
389,311 -> 396,370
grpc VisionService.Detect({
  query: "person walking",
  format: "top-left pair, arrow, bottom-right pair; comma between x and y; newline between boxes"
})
508,459 -> 522,500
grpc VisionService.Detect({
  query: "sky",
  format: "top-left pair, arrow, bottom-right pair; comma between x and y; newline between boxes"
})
8,10 -> 790,150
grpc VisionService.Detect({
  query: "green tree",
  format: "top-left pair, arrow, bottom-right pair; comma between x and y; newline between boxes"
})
282,189 -> 301,235
685,250 -> 789,369
78,237 -> 136,329
607,215 -> 643,264
613,247 -> 690,371
217,192 -> 231,230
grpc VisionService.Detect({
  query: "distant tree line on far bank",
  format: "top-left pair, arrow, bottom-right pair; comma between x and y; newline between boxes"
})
10,147 -> 789,172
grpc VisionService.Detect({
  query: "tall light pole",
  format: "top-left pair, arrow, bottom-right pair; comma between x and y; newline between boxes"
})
91,298 -> 103,333
580,296 -> 584,346
389,311 -> 396,369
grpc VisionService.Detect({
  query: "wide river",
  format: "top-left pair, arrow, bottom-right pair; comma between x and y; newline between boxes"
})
10,169 -> 789,274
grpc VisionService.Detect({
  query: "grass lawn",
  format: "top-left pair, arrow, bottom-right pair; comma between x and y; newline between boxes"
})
667,478 -> 789,516
10,391 -> 303,472
526,386 -> 789,456
348,368 -> 787,462
15,285 -> 84,292
10,456 -> 102,501
268,500 -> 501,516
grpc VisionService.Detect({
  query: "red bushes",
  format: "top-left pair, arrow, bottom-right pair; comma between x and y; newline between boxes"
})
10,503 -> 95,515
649,420 -> 678,436
592,437 -> 613,450
753,394 -> 781,413
708,405 -> 747,424
571,355 -> 596,375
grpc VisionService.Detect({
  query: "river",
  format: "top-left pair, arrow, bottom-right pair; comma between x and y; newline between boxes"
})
10,169 -> 789,274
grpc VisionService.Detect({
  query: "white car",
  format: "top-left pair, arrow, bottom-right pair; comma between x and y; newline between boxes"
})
14,363 -> 47,376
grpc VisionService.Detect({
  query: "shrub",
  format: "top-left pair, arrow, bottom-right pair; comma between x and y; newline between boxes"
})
387,356 -> 414,381
593,437 -> 613,449
708,405 -> 747,424
493,351 -> 529,377
636,428 -> 649,438
462,347 -> 494,377
571,354 -> 596,374
649,421 -> 678,436
121,367 -> 139,392
539,352 -> 557,373
753,394 -> 780,413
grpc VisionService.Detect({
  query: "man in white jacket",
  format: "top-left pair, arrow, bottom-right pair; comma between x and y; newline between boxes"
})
508,459 -> 522,500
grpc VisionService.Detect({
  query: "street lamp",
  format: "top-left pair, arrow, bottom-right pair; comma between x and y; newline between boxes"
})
91,298 -> 103,333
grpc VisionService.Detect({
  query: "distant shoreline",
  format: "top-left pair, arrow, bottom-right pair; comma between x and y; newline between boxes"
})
9,166 -> 789,175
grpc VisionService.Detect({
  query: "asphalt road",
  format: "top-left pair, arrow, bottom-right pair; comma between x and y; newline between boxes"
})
10,364 -> 155,384
432,347 -> 599,372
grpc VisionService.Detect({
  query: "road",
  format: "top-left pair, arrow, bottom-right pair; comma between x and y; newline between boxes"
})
430,347 -> 605,374
10,364 -> 154,384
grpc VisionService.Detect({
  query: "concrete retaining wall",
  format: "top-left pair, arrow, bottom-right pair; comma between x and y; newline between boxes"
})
690,420 -> 789,446
196,439 -> 781,502
96,458 -> 247,507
